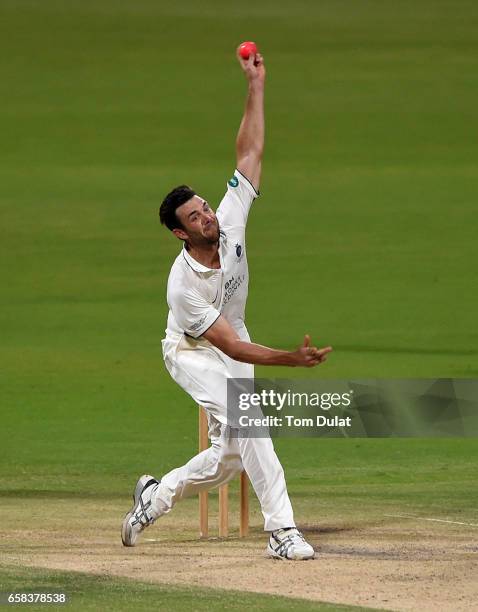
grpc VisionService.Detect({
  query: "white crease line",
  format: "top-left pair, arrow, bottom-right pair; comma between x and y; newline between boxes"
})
384,514 -> 478,527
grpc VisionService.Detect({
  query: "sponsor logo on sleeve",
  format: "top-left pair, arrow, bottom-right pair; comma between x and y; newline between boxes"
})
190,315 -> 207,332
228,176 -> 239,188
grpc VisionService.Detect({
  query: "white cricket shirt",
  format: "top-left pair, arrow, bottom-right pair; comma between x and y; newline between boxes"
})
162,169 -> 259,360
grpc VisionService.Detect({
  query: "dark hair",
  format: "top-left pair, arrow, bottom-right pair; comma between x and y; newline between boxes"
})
159,185 -> 196,231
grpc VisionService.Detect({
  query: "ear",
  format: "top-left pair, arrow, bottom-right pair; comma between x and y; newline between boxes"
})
172,227 -> 188,241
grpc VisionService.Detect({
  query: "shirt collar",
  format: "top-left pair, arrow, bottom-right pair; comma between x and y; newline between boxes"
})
182,242 -> 223,273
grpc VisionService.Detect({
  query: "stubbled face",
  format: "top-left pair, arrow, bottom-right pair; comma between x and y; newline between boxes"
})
173,196 -> 220,246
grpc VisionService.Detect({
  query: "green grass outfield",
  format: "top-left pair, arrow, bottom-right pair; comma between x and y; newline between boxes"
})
1,0 -> 477,608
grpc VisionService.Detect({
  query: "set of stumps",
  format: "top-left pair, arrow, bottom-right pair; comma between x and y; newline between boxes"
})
198,407 -> 249,538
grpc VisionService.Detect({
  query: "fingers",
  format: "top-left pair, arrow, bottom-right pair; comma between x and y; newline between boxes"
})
236,53 -> 248,70
306,356 -> 321,367
305,345 -> 333,366
314,346 -> 332,364
303,340 -> 331,356
307,344 -> 332,355
254,52 -> 263,66
236,47 -> 264,72
249,52 -> 263,67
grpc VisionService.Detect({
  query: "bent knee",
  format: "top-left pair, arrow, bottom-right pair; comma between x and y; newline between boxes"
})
214,448 -> 243,477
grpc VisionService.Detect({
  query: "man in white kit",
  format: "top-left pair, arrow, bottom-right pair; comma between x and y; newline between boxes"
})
122,48 -> 332,560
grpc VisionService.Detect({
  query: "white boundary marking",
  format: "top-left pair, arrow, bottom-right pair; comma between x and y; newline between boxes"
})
384,513 -> 478,527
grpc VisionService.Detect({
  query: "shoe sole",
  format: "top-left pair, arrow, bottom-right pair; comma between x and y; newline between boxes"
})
121,474 -> 157,547
266,543 -> 316,561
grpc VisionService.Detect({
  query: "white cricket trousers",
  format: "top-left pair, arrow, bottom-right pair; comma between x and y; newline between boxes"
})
152,334 -> 296,531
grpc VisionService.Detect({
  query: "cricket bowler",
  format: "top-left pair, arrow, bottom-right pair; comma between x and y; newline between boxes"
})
122,46 -> 332,560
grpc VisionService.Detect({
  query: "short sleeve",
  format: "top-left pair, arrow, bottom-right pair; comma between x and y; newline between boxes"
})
216,169 -> 260,229
169,286 -> 220,338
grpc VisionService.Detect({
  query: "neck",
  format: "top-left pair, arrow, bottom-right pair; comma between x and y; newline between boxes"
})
186,241 -> 221,269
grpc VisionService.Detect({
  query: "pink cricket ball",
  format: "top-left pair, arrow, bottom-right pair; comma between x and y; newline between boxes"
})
239,41 -> 258,60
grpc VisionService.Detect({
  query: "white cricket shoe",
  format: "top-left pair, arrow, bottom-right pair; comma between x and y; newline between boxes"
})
267,527 -> 316,560
121,474 -> 159,547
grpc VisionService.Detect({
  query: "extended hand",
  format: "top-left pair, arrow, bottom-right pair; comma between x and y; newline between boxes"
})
293,335 -> 333,368
236,47 -> 266,84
